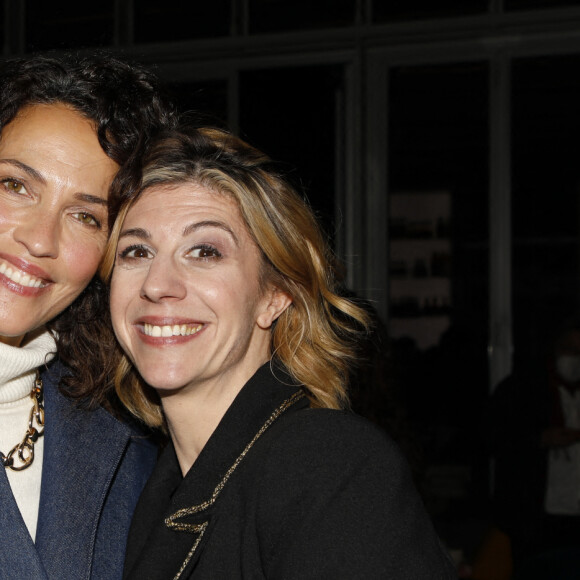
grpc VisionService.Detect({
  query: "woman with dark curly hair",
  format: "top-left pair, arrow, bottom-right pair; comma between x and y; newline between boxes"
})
104,126 -> 456,579
0,53 -> 175,579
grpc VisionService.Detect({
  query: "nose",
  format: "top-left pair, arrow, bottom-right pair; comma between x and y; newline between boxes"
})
14,208 -> 60,258
139,256 -> 187,303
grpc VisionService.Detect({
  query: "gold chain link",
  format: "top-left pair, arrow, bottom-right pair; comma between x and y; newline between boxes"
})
1,372 -> 44,471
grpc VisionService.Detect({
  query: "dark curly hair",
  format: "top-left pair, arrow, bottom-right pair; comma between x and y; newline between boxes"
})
0,53 -> 177,408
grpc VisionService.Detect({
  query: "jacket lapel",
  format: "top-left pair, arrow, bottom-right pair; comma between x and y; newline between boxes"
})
125,364 -> 306,580
35,363 -> 132,580
124,444 -> 198,580
0,467 -> 48,578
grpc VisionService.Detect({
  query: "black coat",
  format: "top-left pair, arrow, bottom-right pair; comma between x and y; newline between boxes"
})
124,364 -> 456,579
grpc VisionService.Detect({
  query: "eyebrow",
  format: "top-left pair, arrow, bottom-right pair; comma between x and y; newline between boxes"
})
75,193 -> 108,207
0,159 -> 108,206
183,220 -> 239,246
0,159 -> 45,184
119,220 -> 240,246
118,227 -> 150,241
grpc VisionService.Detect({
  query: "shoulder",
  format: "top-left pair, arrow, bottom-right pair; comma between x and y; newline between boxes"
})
40,357 -> 69,386
41,357 -> 157,456
262,407 -> 403,468
249,406 -> 413,510
245,407 -> 456,578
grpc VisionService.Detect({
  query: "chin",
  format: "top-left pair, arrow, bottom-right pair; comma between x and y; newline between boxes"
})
152,384 -> 191,400
140,372 -> 189,394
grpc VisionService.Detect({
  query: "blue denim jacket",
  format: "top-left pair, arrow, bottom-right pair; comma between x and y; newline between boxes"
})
0,360 -> 157,580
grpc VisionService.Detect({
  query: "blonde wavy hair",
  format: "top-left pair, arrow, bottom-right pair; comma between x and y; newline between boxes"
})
101,126 -> 370,428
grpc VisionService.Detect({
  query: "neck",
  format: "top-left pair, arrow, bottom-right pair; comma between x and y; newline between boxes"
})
0,326 -> 49,348
160,359 -> 268,476
0,329 -> 56,403
0,335 -> 24,347
162,380 -> 242,476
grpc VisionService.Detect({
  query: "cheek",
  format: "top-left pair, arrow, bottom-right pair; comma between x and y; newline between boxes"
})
218,276 -> 265,327
109,297 -> 131,355
110,274 -> 130,332
197,273 -> 244,315
199,282 -> 221,304
110,269 -> 145,345
0,205 -> 14,228
0,204 -> 27,234
61,240 -> 104,290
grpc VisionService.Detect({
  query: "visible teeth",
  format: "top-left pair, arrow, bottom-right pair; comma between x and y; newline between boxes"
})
143,323 -> 203,337
0,262 -> 46,288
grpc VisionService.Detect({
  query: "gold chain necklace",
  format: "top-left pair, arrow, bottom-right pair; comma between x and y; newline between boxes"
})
0,372 -> 45,471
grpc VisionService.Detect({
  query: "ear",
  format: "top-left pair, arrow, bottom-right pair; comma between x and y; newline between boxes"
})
257,286 -> 292,330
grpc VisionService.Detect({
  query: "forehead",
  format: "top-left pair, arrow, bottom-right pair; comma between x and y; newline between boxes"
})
126,182 -> 247,230
1,103 -> 94,144
0,103 -> 116,174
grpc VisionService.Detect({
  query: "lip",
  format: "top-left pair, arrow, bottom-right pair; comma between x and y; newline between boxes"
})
0,253 -> 53,281
134,316 -> 205,346
0,253 -> 53,296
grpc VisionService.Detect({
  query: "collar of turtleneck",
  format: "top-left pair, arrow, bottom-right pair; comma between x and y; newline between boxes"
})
0,330 -> 57,405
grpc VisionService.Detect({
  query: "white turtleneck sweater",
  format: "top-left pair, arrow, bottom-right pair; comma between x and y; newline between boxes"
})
0,329 -> 57,541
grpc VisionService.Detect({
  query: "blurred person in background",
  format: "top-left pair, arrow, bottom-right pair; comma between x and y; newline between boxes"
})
485,320 -> 580,579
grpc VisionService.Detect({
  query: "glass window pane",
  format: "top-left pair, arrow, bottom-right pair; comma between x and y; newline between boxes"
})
26,0 -> 114,51
374,0 -> 487,22
512,55 -> 580,364
0,2 -> 4,43
249,0 -> 355,34
134,0 -> 230,43
388,62 -> 490,521
493,54 -> 580,568
239,66 -> 343,240
167,80 -> 229,127
506,0 -> 580,10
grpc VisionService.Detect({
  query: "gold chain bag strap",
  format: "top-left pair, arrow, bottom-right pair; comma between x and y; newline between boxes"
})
0,371 -> 45,471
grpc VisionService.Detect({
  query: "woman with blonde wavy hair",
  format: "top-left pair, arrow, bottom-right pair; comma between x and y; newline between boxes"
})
103,125 -> 455,579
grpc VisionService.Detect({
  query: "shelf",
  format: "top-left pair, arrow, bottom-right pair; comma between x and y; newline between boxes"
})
391,314 -> 451,320
388,190 -> 452,350
389,316 -> 451,350
390,237 -> 450,243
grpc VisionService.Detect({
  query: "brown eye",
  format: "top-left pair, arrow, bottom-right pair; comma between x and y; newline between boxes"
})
132,247 -> 149,258
119,245 -> 152,261
1,179 -> 26,195
73,212 -> 99,227
190,245 -> 222,259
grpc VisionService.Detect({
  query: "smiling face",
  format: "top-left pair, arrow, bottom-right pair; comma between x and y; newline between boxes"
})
0,103 -> 118,346
110,183 -> 290,400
